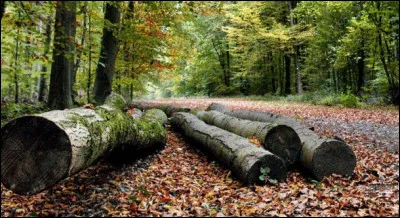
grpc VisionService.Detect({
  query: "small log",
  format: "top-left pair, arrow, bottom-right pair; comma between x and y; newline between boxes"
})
206,102 -> 230,113
196,110 -> 301,166
208,103 -> 357,180
170,112 -> 287,184
130,101 -> 190,117
1,94 -> 167,195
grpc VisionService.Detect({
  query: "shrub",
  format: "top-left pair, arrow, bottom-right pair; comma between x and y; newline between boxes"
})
339,91 -> 360,108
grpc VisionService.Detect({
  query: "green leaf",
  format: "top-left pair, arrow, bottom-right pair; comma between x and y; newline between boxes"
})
137,186 -> 150,197
28,212 -> 38,217
260,167 -> 270,174
268,179 -> 278,184
259,175 -> 265,181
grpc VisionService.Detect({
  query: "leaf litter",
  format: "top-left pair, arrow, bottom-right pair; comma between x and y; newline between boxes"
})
1,98 -> 398,217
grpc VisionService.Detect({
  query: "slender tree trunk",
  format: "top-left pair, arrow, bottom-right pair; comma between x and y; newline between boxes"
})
284,54 -> 291,95
226,42 -> 230,87
48,1 -> 77,110
357,38 -> 365,94
93,2 -> 121,105
288,1 -> 302,94
87,7 -> 92,103
38,15 -> 52,102
72,2 -> 88,102
279,53 -> 284,96
14,26 -> 20,104
1,1 -> 5,21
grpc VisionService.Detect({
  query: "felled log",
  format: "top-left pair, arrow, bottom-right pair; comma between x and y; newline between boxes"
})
170,112 -> 287,184
196,110 -> 301,166
130,101 -> 190,117
1,94 -> 167,195
208,103 -> 357,180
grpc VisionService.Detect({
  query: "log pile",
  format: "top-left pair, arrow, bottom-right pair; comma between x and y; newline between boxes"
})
206,103 -> 357,180
1,94 -> 167,195
130,101 -> 190,117
170,112 -> 287,184
196,110 -> 301,166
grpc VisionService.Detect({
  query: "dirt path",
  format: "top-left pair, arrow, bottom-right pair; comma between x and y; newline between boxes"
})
144,98 -> 399,153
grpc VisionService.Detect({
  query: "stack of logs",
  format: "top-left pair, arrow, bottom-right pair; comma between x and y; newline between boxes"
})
169,102 -> 357,184
1,98 -> 357,195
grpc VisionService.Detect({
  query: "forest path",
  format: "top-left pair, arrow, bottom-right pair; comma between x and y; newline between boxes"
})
1,98 -> 398,217
144,98 -> 399,153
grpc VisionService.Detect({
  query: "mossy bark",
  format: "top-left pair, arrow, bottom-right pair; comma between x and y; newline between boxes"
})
130,101 -> 191,117
1,94 -> 167,195
170,112 -> 287,185
207,103 -> 357,180
196,110 -> 301,167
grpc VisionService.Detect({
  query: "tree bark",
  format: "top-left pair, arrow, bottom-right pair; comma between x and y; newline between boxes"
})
197,110 -> 301,166
47,1 -> 77,110
207,103 -> 357,180
130,101 -> 191,117
170,112 -> 287,184
1,94 -> 167,195
284,54 -> 291,95
38,14 -> 53,103
93,2 -> 120,105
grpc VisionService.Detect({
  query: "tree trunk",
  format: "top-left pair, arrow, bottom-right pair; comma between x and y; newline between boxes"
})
1,1 -> 5,21
130,101 -> 190,117
1,94 -> 167,195
38,14 -> 53,103
14,17 -> 20,104
48,1 -> 76,110
284,54 -> 291,95
207,103 -> 357,181
72,2 -> 88,102
197,110 -> 301,166
93,2 -> 120,105
170,112 -> 287,184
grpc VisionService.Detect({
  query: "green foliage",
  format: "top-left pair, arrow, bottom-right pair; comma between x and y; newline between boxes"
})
339,91 -> 360,108
1,102 -> 49,127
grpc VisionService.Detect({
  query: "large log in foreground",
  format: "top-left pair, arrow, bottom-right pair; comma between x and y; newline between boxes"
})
170,112 -> 287,184
196,110 -> 301,166
130,101 -> 190,117
1,94 -> 167,195
208,103 -> 357,180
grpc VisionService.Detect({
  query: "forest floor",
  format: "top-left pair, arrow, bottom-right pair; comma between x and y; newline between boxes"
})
1,98 -> 399,217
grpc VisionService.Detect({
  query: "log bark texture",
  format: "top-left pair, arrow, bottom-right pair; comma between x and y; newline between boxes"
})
208,103 -> 357,180
196,110 -> 301,166
1,94 -> 167,195
130,101 -> 190,117
170,112 -> 287,184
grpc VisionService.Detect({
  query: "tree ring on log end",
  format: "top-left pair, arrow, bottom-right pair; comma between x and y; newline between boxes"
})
1,116 -> 72,195
312,140 -> 357,180
264,125 -> 302,166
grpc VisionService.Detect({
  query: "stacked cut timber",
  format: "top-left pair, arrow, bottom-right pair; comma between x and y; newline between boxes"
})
130,101 -> 190,117
170,112 -> 287,184
1,93 -> 167,195
196,110 -> 301,167
207,103 -> 357,181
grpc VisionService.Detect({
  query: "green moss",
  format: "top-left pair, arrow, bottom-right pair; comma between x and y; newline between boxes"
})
104,93 -> 126,111
68,104 -> 167,165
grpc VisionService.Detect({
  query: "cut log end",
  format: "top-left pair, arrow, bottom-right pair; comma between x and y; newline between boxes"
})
245,151 -> 287,184
1,116 -> 72,195
264,125 -> 302,166
312,140 -> 357,180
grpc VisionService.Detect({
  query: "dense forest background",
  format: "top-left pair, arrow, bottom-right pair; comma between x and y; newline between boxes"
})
1,1 -> 399,110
